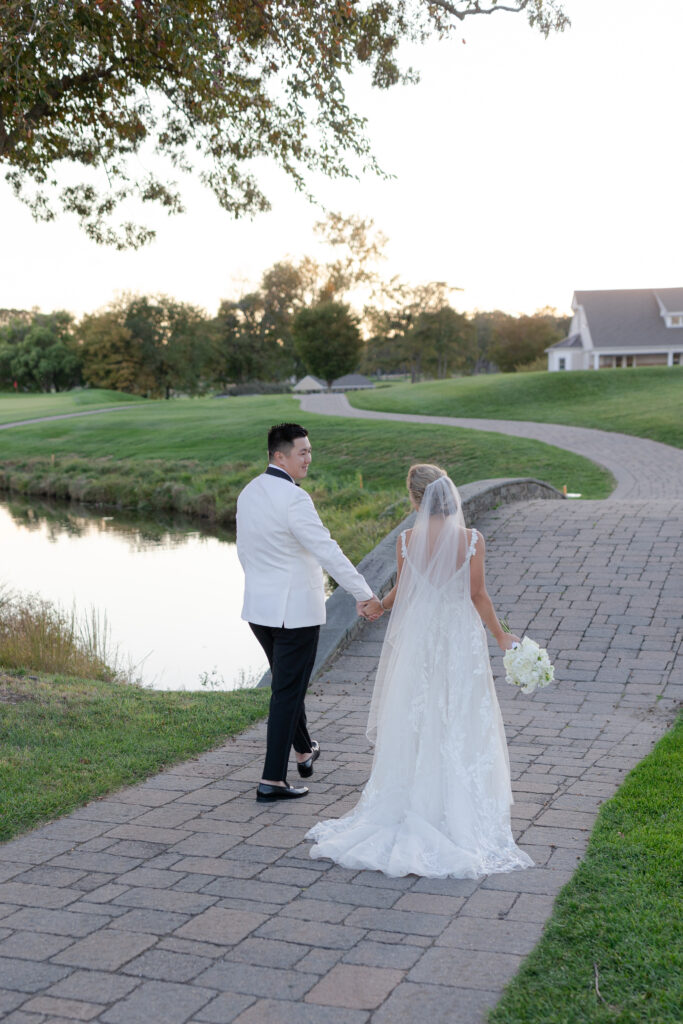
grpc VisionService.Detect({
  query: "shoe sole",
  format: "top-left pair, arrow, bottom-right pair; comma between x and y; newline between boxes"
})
256,791 -> 308,801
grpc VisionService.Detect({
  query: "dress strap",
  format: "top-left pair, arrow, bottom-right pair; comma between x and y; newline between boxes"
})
400,530 -> 408,558
467,528 -> 479,560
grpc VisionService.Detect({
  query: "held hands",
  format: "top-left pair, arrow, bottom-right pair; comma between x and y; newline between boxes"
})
357,595 -> 385,621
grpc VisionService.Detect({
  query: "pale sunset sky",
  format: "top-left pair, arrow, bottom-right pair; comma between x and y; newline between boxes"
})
1,0 -> 681,320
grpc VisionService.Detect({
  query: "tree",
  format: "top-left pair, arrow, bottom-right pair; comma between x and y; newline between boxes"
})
469,309 -> 511,372
79,313 -> 151,394
409,307 -> 476,378
79,294 -> 210,396
314,213 -> 388,304
292,302 -> 362,388
259,261 -> 308,379
0,2 -> 568,247
0,311 -> 81,391
489,311 -> 564,371
210,212 -> 388,385
363,280 -> 464,381
211,293 -> 276,386
121,295 -> 210,397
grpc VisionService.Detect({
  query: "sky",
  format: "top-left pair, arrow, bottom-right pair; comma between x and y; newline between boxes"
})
1,0 -> 681,320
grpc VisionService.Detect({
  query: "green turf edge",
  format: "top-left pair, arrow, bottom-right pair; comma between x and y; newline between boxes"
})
0,388 -> 144,425
488,713 -> 683,1024
0,671 -> 270,843
349,367 -> 683,449
0,396 -> 615,569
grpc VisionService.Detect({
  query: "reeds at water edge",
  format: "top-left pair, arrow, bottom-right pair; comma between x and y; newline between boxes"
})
0,583 -> 138,684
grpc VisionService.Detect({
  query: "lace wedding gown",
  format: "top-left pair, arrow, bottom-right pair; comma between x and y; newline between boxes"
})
306,478 -> 533,879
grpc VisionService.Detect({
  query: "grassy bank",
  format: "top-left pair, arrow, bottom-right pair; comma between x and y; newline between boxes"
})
0,393 -> 613,563
0,388 -> 143,425
0,586 -> 270,842
0,669 -> 270,842
490,715 -> 683,1024
350,367 -> 683,448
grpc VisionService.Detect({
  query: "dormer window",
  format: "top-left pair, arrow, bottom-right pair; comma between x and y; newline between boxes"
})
669,314 -> 683,327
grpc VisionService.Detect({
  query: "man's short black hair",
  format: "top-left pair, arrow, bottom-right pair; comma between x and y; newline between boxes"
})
268,423 -> 309,457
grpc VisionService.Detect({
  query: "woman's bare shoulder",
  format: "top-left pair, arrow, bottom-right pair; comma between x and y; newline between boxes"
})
469,527 -> 485,555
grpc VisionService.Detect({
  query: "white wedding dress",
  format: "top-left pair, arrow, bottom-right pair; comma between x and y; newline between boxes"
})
306,477 -> 533,879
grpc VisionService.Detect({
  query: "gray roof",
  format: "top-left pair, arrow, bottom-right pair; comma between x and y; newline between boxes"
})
654,288 -> 683,314
292,374 -> 325,391
547,333 -> 584,351
574,288 -> 683,349
331,373 -> 374,387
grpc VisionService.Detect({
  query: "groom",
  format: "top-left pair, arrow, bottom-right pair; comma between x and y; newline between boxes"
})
237,423 -> 376,801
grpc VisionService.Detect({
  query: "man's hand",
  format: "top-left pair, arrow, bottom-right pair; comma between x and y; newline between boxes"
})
357,596 -> 384,621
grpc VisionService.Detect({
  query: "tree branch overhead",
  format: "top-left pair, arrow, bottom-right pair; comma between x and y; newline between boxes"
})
0,0 -> 568,247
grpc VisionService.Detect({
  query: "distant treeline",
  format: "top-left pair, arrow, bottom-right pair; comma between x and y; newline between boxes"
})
0,216 -> 569,396
0,295 -> 569,397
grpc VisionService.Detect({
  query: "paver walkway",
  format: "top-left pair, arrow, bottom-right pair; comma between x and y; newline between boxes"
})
299,392 -> 683,500
1,408 -> 682,1023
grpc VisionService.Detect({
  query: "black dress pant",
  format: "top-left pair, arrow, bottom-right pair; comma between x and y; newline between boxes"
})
250,622 -> 320,782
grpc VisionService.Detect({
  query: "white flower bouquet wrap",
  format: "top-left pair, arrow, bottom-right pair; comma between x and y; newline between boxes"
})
503,636 -> 554,694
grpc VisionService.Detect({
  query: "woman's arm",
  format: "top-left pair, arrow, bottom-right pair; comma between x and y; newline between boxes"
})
469,532 -> 520,650
362,531 -> 409,619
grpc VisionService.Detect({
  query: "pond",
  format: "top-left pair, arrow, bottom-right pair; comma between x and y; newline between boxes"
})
0,497 -> 269,691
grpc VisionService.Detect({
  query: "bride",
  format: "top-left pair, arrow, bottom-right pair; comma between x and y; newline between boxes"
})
306,464 -> 533,879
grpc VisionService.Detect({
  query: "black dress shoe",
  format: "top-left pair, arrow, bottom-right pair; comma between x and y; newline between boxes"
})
297,741 -> 320,779
256,782 -> 309,802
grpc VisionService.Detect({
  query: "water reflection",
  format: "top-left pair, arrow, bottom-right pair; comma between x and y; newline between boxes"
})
0,497 -> 267,690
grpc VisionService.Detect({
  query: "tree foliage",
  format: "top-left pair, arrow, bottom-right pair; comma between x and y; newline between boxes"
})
489,308 -> 567,371
79,294 -> 209,396
363,280 -> 468,380
210,211 -> 387,384
292,301 -> 362,387
0,1 -> 568,247
0,311 -> 81,391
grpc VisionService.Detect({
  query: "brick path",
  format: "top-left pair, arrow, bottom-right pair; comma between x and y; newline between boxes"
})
1,414 -> 682,1023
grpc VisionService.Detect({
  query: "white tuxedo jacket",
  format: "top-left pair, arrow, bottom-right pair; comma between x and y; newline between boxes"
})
236,470 -> 373,628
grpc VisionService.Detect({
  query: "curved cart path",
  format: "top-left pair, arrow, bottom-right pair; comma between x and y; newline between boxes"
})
0,402 -> 681,1023
0,406 -> 141,431
299,392 -> 683,500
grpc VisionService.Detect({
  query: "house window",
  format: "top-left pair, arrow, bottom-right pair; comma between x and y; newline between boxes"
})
668,314 -> 683,327
615,356 -> 623,367
558,357 -> 566,370
674,353 -> 681,365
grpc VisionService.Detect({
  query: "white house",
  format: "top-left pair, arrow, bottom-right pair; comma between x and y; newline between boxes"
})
547,288 -> 683,371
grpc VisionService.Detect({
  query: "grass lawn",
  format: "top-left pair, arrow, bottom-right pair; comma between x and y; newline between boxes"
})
490,715 -> 683,1024
0,669 -> 270,842
0,392 -> 612,564
349,367 -> 683,448
0,388 -> 143,425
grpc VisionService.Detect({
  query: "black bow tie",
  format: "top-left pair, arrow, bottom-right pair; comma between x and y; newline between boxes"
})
265,466 -> 299,485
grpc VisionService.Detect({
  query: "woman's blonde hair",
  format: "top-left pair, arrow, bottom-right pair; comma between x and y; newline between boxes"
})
406,463 -> 447,507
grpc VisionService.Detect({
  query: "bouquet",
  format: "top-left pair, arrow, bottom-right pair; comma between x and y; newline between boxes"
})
503,635 -> 554,695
